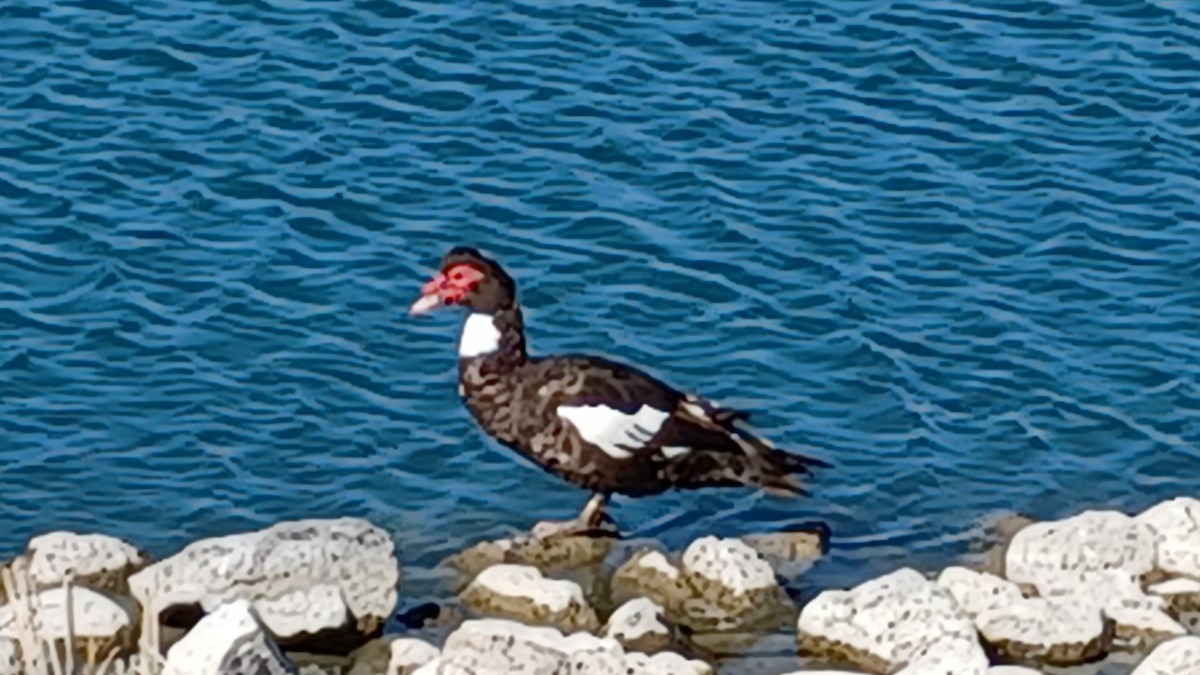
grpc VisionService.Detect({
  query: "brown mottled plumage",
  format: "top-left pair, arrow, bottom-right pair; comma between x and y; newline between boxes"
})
411,247 -> 830,536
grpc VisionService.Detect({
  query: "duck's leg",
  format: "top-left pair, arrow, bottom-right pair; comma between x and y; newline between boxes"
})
531,493 -> 615,540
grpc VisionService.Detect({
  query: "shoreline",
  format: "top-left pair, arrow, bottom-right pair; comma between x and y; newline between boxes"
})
0,497 -> 1196,675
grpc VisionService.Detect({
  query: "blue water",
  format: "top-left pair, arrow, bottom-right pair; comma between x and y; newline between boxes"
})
1,0 -> 1199,619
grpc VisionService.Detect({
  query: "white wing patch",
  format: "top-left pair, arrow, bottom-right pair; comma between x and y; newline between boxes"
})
557,404 -> 669,460
660,445 -> 691,459
459,313 -> 501,358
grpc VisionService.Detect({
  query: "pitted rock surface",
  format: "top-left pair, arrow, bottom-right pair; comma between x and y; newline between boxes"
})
976,595 -> 1108,665
936,566 -> 1023,620
0,586 -> 134,640
128,518 -> 399,646
347,637 -> 439,675
1150,578 -> 1200,634
27,532 -> 146,593
797,567 -> 985,673
1062,569 -> 1185,652
413,619 -> 709,675
741,528 -> 826,579
459,564 -> 598,632
894,635 -> 989,675
611,549 -> 692,615
1005,510 -> 1157,596
0,640 -> 16,675
602,597 -> 673,653
1138,498 -> 1200,581
678,536 -> 788,631
444,533 -> 612,582
413,619 -> 621,675
388,638 -> 441,675
163,599 -> 297,675
1130,636 -> 1200,675
622,651 -> 713,675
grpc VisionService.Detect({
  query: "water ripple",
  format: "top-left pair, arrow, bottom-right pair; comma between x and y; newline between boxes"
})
1,0 -> 1199,642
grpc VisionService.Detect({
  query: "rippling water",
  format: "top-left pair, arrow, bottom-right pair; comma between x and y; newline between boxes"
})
2,0 -> 1199,647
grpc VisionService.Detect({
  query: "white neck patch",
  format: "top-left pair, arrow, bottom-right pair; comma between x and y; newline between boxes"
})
459,313 -> 502,358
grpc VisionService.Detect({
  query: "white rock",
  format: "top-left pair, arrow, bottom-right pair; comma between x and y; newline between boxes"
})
27,532 -> 145,590
797,567 -> 986,673
163,600 -> 297,675
0,640 -> 19,675
253,584 -> 350,638
603,598 -> 672,652
128,518 -> 399,642
421,618 -> 623,674
987,668 -> 1044,675
459,564 -> 597,631
1138,498 -> 1200,580
742,529 -> 826,578
1069,569 -> 1185,651
1149,578 -> 1200,634
976,595 -> 1107,665
611,549 -> 690,618
1005,510 -> 1157,596
637,551 -> 681,580
679,536 -> 787,631
623,651 -> 712,675
389,638 -> 440,675
894,633 -> 990,674
682,536 -> 776,593
937,566 -> 1023,620
0,586 -> 134,640
1131,635 -> 1200,675
1150,578 -> 1200,597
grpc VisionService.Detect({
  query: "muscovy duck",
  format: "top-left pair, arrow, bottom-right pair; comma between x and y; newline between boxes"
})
410,247 -> 830,538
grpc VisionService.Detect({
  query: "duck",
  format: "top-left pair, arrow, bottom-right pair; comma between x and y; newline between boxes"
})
410,247 -> 830,538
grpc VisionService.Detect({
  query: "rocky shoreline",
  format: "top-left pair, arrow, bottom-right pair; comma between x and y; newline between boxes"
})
0,498 -> 1197,675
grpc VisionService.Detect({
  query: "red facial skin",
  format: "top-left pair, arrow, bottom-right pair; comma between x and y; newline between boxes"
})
422,264 -> 485,306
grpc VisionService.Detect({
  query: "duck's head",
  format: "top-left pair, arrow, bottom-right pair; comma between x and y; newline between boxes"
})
409,247 -> 517,316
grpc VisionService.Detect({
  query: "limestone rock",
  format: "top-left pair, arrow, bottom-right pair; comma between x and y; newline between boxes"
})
678,536 -> 789,632
1005,511 -> 1157,596
163,600 -> 297,675
0,586 -> 134,640
346,636 -> 438,675
415,618 -> 623,674
797,567 -> 986,673
602,597 -> 673,653
975,595 -> 1108,665
26,532 -> 146,593
459,564 -> 598,632
1149,578 -> 1200,634
895,634 -> 989,675
1131,635 -> 1200,675
415,619 -> 710,675
1138,498 -> 1200,581
444,533 -> 612,582
622,651 -> 713,675
611,549 -> 692,614
129,518 -> 399,650
1070,569 -> 1186,652
742,526 -> 827,578
0,639 -> 19,675
936,566 -> 1023,620
389,638 -> 440,675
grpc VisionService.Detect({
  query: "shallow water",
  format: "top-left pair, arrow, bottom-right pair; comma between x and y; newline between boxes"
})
1,0 -> 1199,645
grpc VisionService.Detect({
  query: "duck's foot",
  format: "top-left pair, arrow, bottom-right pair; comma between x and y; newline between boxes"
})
531,493 -> 618,540
530,515 -> 618,541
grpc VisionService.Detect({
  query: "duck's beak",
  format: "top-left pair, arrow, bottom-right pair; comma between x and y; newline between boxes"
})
409,292 -> 441,316
409,274 -> 445,316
